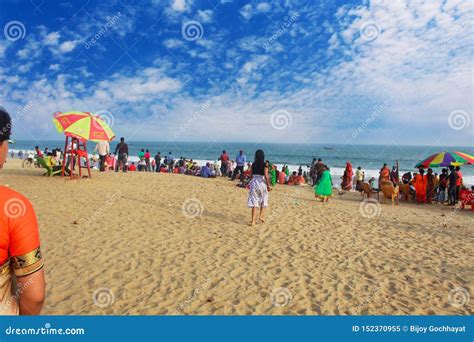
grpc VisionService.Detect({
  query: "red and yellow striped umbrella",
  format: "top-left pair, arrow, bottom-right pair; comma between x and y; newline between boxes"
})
52,111 -> 115,142
415,151 -> 474,168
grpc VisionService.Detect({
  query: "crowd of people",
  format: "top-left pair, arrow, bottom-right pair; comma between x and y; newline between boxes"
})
11,138 -> 473,208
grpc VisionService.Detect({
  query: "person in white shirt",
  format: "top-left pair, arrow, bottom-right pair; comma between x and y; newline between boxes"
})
93,141 -> 110,172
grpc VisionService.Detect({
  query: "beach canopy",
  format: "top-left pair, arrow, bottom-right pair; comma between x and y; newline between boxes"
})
52,111 -> 115,142
415,151 -> 474,168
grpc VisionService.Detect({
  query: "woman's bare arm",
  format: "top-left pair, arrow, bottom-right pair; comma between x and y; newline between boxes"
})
18,268 -> 45,315
264,167 -> 271,190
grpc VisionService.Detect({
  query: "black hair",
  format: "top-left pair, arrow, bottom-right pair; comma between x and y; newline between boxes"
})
0,107 -> 12,142
455,166 -> 460,171
120,137 -> 125,142
252,149 -> 265,175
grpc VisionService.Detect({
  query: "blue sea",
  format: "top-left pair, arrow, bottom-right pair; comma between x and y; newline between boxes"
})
7,140 -> 474,186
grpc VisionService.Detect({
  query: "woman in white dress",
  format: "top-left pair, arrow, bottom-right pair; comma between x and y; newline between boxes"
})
247,149 -> 271,226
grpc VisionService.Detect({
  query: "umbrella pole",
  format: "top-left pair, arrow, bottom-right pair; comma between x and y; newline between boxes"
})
84,142 -> 92,179
62,136 -> 68,177
69,138 -> 75,180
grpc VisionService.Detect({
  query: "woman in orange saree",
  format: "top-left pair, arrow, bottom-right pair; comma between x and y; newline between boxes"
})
413,168 -> 428,204
0,107 -> 45,315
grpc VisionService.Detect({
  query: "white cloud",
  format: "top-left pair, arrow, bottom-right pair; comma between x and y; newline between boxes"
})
240,4 -> 253,19
164,38 -> 184,49
240,3 -> 272,20
49,64 -> 60,71
256,3 -> 270,12
43,32 -> 60,46
197,9 -> 213,23
171,0 -> 188,12
0,42 -> 7,59
58,40 -> 78,53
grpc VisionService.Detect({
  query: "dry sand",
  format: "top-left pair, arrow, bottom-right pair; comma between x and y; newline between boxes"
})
1,159 -> 472,315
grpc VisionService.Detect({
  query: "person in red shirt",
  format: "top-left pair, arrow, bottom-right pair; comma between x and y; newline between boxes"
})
129,162 -> 137,171
144,150 -> 151,172
34,146 -> 43,158
455,166 -> 463,201
219,150 -> 229,177
0,107 -> 45,315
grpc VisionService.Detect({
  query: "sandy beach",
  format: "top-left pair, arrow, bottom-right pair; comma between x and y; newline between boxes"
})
1,159 -> 472,315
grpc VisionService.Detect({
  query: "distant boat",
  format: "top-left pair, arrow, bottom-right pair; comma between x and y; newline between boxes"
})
324,146 -> 335,150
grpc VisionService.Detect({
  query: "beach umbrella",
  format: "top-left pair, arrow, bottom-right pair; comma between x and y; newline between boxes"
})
52,111 -> 115,142
415,152 -> 474,168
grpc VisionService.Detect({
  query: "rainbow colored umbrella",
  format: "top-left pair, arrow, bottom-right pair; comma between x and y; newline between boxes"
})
415,152 -> 474,168
52,111 -> 115,142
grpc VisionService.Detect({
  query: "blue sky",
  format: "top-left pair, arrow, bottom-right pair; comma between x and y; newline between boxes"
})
0,0 -> 473,145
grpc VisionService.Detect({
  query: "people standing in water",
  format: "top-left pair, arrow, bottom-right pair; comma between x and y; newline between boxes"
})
247,150 -> 271,226
341,161 -> 353,191
0,107 -> 45,315
114,137 -> 129,172
314,165 -> 333,202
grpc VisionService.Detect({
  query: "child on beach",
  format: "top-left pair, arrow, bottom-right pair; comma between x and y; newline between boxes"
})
0,107 -> 45,315
247,150 -> 271,226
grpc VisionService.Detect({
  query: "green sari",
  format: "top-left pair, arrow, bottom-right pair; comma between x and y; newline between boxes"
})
270,167 -> 277,186
314,170 -> 333,197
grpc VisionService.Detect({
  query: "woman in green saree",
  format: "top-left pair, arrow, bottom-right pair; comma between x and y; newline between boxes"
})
270,164 -> 277,186
314,165 -> 333,202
